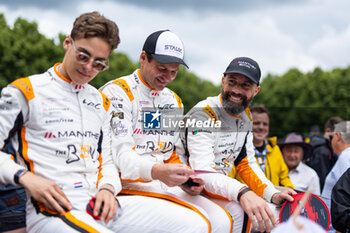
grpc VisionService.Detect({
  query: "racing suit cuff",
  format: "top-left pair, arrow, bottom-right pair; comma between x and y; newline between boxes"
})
0,152 -> 27,185
263,185 -> 280,203
98,179 -> 122,194
230,183 -> 247,202
139,160 -> 157,181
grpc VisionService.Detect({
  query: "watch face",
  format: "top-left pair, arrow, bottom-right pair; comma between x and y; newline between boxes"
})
279,193 -> 330,230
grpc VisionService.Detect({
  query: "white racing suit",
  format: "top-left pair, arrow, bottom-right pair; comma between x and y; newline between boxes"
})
100,69 -> 233,233
180,94 -> 281,233
0,64 -> 204,233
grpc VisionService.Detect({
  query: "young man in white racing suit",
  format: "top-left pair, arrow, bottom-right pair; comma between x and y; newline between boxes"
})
0,12 -> 207,233
100,30 -> 233,233
180,57 -> 296,233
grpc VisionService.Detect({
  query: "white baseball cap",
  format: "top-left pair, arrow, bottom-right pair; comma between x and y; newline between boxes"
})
142,30 -> 188,68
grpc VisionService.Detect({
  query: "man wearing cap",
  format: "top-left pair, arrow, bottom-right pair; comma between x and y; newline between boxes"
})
100,30 -> 232,233
180,57 -> 295,233
279,133 -> 321,195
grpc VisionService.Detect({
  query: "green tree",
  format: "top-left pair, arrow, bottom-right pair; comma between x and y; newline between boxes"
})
167,67 -> 220,112
254,67 -> 350,137
0,14 -> 64,89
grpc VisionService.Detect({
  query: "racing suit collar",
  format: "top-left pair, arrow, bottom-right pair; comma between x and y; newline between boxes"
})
53,63 -> 87,93
54,63 -> 71,83
136,69 -> 160,97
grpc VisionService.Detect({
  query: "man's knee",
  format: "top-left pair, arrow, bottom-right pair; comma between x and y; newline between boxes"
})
178,211 -> 210,233
212,213 -> 233,233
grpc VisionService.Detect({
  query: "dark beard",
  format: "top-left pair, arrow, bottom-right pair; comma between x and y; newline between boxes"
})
221,88 -> 254,115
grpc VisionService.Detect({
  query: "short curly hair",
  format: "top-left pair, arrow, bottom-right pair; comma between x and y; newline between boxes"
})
70,11 -> 120,51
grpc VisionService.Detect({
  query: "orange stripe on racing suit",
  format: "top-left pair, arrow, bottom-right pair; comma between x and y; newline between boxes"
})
202,189 -> 230,201
243,215 -> 251,233
119,189 -> 211,233
18,127 -> 65,217
19,127 -> 46,214
99,91 -> 111,112
37,210 -> 100,233
244,108 -> 253,121
54,63 -> 71,83
201,191 -> 234,232
202,105 -> 218,122
20,127 -> 34,172
121,177 -> 152,183
61,212 -> 100,233
96,153 -> 103,187
164,149 -> 182,164
137,69 -> 156,90
112,78 -> 134,102
234,134 -> 267,197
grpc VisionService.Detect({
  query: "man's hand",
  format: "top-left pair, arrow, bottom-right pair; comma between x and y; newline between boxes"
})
271,189 -> 296,205
20,172 -> 72,214
180,176 -> 204,196
94,185 -> 119,223
239,189 -> 276,233
151,163 -> 193,187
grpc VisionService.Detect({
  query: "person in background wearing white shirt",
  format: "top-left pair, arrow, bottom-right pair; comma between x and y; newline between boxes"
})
322,121 -> 350,233
279,133 -> 321,195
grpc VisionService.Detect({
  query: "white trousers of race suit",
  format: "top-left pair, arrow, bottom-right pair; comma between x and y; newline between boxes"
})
211,198 -> 280,233
25,195 -> 211,233
169,186 -> 280,233
26,189 -> 278,233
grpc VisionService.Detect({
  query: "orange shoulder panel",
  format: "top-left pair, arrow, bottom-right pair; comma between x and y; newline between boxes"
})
98,91 -> 111,112
164,150 -> 183,164
112,79 -> 134,102
10,77 -> 35,101
202,105 -> 218,121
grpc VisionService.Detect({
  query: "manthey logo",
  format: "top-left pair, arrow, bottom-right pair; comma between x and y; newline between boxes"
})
44,131 -> 100,139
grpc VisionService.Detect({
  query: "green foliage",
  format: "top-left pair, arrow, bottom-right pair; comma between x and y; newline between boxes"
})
167,67 -> 220,112
0,14 -> 64,87
254,67 -> 350,137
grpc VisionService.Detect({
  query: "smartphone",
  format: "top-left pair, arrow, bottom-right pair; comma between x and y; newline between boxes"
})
181,177 -> 200,188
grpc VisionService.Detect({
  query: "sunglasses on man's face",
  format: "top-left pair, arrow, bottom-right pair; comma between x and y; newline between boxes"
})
71,39 -> 109,72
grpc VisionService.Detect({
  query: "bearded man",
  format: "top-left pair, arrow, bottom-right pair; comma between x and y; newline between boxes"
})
180,57 -> 295,233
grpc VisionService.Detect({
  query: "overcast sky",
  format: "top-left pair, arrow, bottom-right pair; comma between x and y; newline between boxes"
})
1,0 -> 349,84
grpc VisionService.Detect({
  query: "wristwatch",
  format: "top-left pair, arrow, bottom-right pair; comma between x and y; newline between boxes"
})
14,168 -> 28,185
